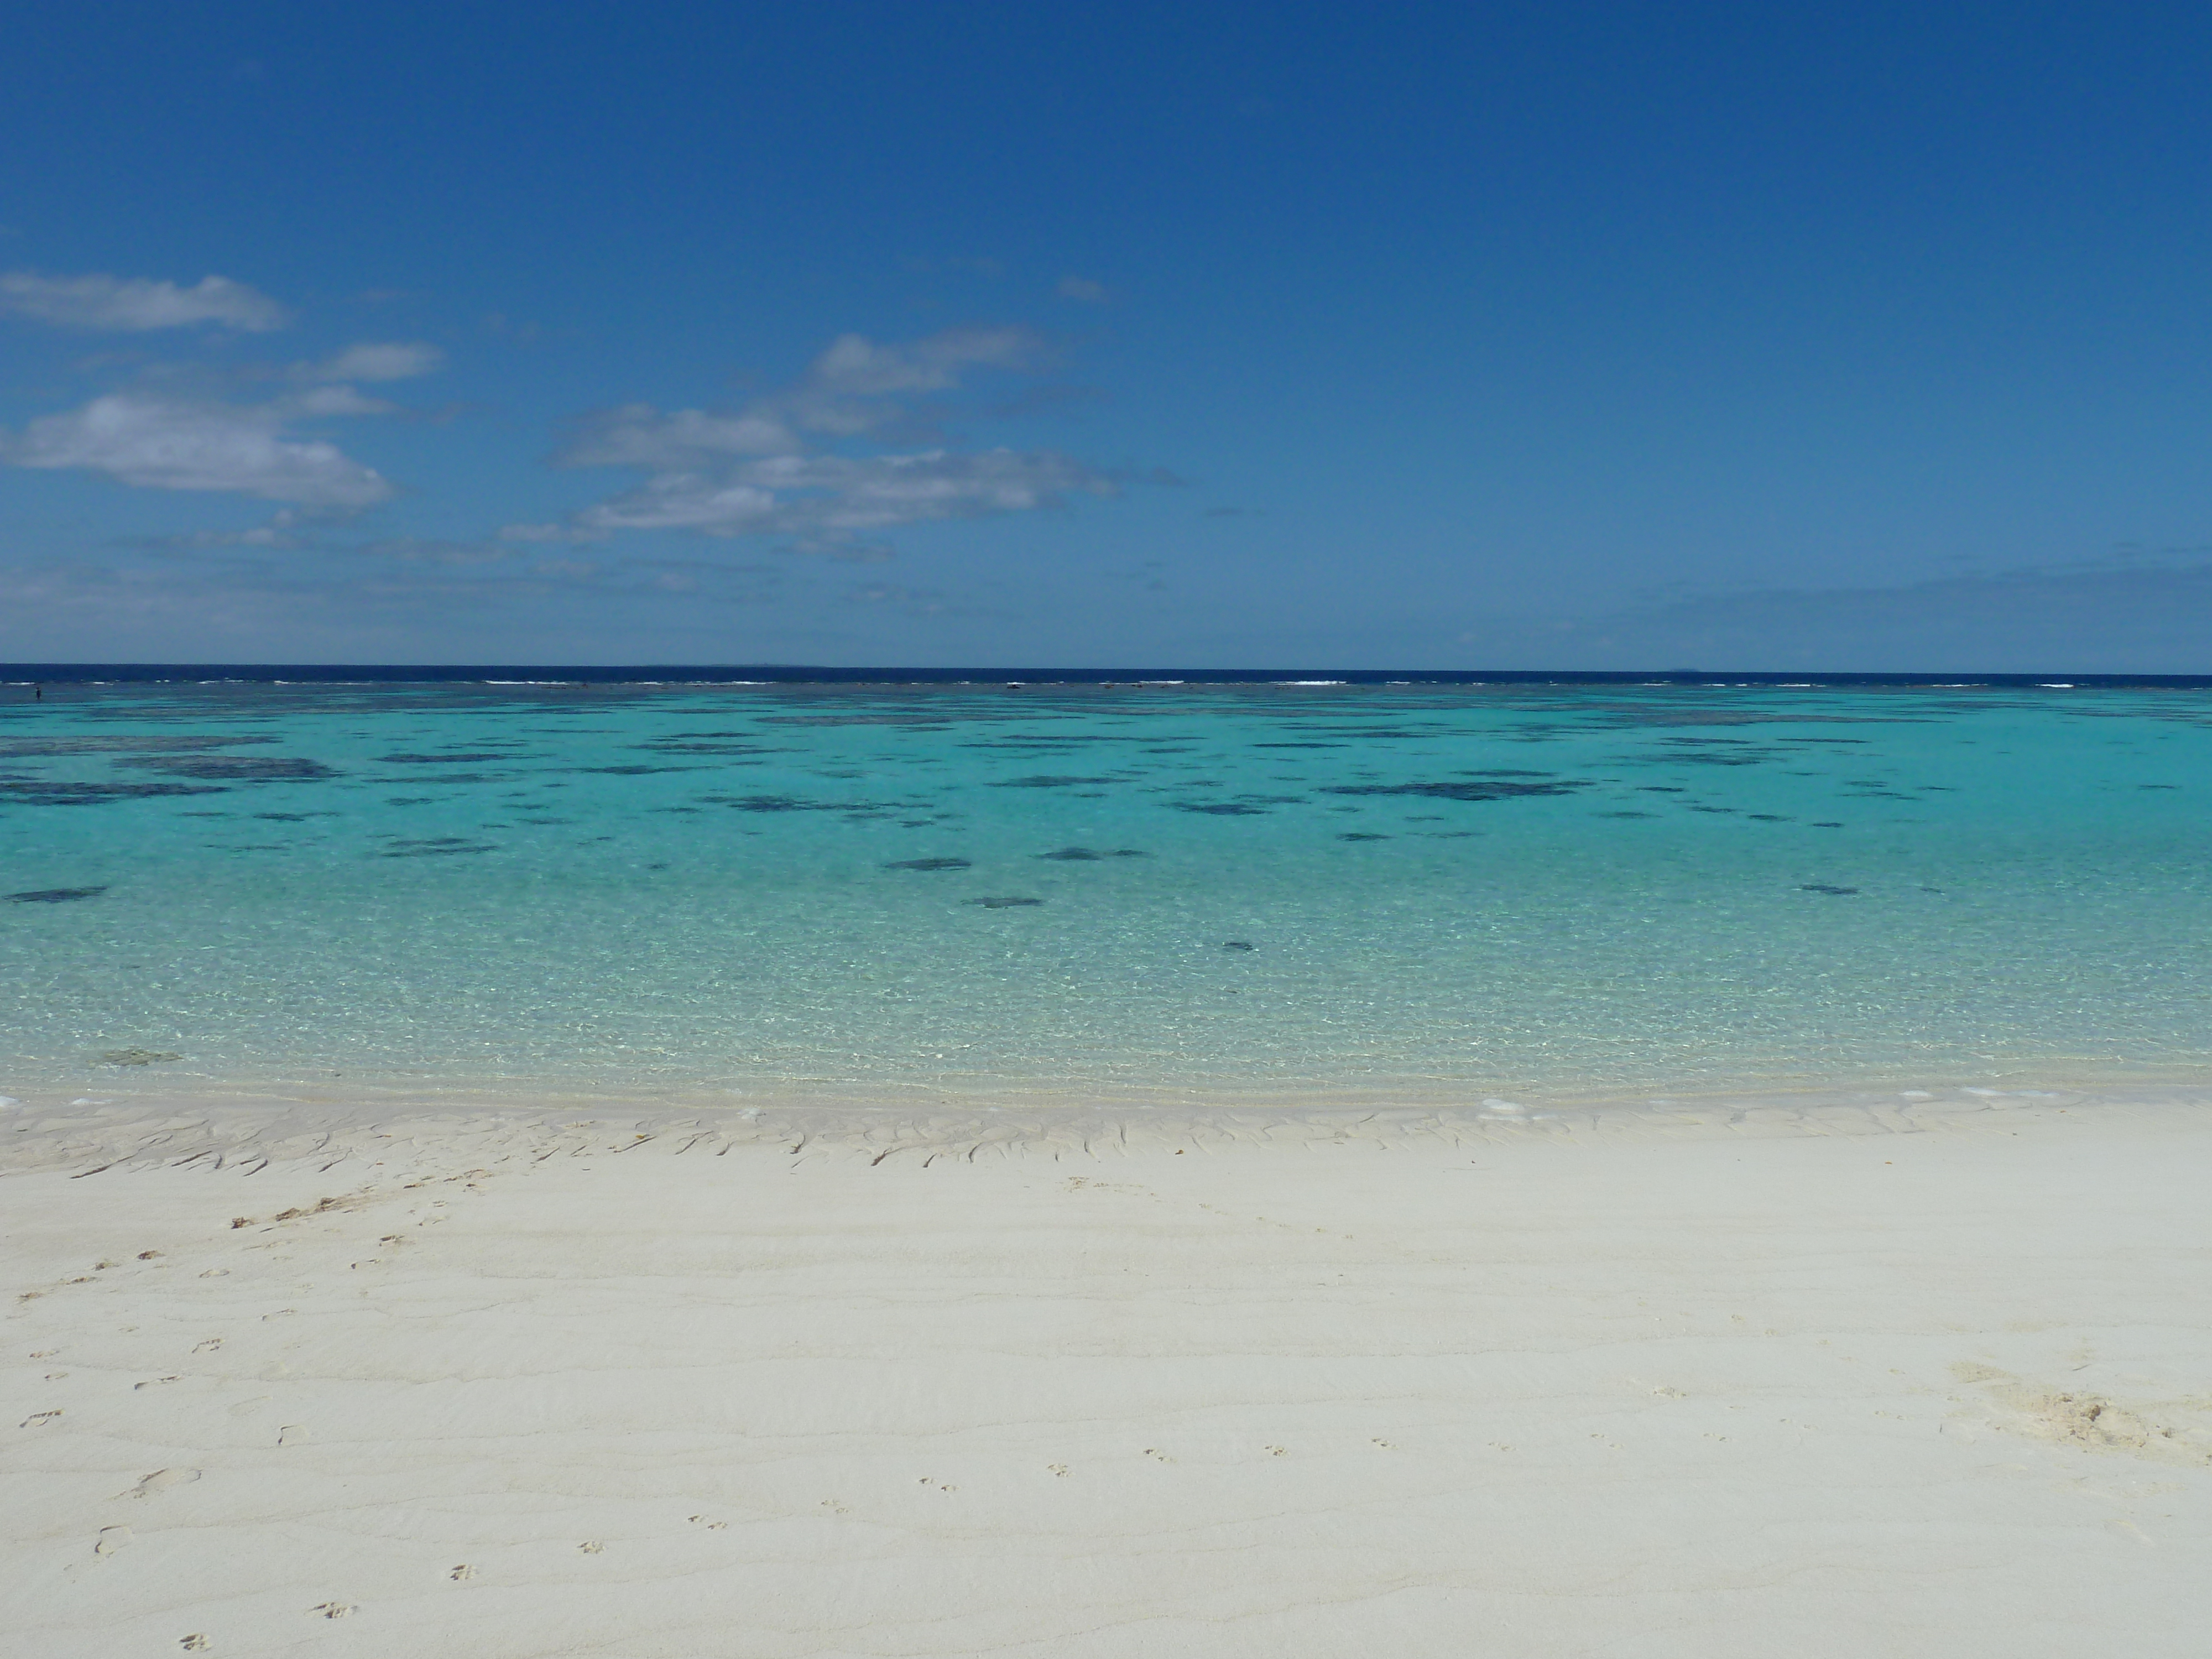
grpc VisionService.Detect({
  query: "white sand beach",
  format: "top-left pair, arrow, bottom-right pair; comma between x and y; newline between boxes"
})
4,1089 -> 2210,1657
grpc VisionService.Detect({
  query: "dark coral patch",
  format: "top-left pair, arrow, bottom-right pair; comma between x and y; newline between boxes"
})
377,752 -> 520,764
1325,780 -> 1583,802
0,780 -> 223,805
121,757 -> 340,781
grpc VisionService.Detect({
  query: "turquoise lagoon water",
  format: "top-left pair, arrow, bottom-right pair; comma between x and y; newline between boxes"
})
2,677 -> 2209,1107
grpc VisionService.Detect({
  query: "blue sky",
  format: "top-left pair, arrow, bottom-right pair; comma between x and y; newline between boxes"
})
3,1 -> 2210,668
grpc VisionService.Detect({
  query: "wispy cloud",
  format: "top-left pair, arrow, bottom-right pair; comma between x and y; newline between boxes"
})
293,341 -> 444,382
0,270 -> 289,331
511,325 -> 1115,546
1055,275 -> 1110,304
3,320 -> 449,507
2,392 -> 392,507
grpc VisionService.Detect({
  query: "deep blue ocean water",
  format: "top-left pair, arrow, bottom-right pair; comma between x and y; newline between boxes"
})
3,674 -> 2209,1106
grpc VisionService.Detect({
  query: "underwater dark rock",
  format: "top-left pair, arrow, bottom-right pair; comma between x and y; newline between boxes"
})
1039,847 -> 1104,860
0,735 -> 275,758
121,757 -> 339,781
1324,779 -> 1583,802
1799,883 -> 1859,895
376,752 -> 519,764
7,885 -> 108,903
885,857 -> 971,871
967,896 -> 1044,907
0,780 -> 225,805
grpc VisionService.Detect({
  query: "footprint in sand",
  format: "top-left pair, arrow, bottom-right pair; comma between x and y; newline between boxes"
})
95,1527 -> 130,1557
311,1603 -> 352,1619
122,1469 -> 200,1499
193,1338 -> 223,1354
180,1637 -> 209,1652
449,1564 -> 474,1581
578,1541 -> 604,1554
1143,1448 -> 1173,1463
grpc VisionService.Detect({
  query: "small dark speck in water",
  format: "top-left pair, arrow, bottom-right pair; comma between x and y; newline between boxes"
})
1810,821 -> 1844,828
97,1048 -> 181,1066
1799,884 -> 1859,895
1337,832 -> 1390,841
885,857 -> 971,871
967,896 -> 1044,908
1222,940 -> 1257,951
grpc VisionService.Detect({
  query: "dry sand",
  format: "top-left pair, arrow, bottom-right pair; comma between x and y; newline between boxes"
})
3,1088 -> 2210,1657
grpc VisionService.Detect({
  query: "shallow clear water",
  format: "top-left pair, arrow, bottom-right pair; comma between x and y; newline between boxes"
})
3,679 -> 2209,1104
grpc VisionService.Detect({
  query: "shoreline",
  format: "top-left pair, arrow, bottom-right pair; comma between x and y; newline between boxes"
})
4,1072 -> 2210,1178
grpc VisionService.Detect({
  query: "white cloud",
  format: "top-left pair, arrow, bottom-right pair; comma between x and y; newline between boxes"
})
297,341 -> 443,382
565,403 -> 801,467
519,325 -> 1109,545
2,393 -> 390,507
1056,275 -> 1110,304
0,271 -> 289,331
572,448 -> 1105,539
806,326 -> 1043,397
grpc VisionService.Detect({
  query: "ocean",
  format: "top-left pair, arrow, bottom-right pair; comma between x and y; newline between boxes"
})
3,671 -> 2209,1110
